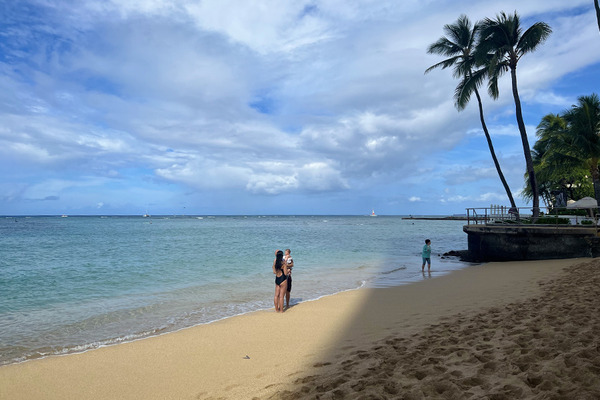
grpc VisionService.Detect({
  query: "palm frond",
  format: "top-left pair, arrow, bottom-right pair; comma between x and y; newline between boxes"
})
427,37 -> 461,57
517,22 -> 552,55
455,68 -> 486,110
424,55 -> 463,74
485,54 -> 506,99
425,14 -> 479,80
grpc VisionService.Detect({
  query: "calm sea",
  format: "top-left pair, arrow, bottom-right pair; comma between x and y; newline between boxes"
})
0,215 -> 469,365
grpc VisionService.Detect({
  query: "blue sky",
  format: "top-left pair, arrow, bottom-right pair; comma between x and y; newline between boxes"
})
1,0 -> 599,216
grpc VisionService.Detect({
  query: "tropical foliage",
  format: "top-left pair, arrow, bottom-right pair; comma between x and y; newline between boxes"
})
563,94 -> 600,199
524,94 -> 600,207
522,114 -> 593,206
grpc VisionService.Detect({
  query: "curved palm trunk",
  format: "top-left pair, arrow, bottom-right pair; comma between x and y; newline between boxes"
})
596,0 -> 600,33
510,67 -> 540,219
474,88 -> 518,213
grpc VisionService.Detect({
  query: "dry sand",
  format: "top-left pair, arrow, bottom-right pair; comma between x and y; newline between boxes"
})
1,257 -> 599,399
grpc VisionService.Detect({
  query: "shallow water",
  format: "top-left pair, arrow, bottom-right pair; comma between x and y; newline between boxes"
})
0,215 -> 469,365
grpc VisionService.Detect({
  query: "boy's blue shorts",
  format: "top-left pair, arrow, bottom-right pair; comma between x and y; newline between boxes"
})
422,257 -> 431,265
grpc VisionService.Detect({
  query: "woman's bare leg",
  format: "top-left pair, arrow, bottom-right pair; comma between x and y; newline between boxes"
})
278,281 -> 287,312
274,285 -> 280,312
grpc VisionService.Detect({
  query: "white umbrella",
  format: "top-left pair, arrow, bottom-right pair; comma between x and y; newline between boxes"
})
566,197 -> 598,209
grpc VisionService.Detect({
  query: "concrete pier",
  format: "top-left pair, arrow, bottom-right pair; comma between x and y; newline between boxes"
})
463,224 -> 600,261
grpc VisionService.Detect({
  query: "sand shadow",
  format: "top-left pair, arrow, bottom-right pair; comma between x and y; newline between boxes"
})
272,259 -> 600,399
284,298 -> 303,311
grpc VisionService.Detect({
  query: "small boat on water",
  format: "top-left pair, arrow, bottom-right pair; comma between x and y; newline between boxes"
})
370,209 -> 377,217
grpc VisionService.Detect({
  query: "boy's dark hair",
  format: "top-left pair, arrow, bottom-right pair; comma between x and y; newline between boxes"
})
425,239 -> 431,244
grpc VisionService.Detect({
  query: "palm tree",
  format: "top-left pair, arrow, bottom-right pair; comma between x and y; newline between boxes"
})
478,11 -> 552,219
526,95 -> 600,207
425,15 -> 517,211
524,113 -> 592,207
563,94 -> 600,200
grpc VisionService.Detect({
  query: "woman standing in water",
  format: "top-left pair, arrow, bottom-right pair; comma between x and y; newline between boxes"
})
272,250 -> 288,313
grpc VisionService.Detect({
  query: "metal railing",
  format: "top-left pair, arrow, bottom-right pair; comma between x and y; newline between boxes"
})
465,206 -> 599,227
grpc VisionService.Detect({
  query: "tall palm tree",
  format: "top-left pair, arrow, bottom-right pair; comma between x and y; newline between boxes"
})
425,15 -> 517,211
478,11 -> 552,219
563,94 -> 600,200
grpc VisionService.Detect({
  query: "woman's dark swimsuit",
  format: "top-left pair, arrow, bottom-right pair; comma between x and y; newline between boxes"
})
275,272 -> 287,286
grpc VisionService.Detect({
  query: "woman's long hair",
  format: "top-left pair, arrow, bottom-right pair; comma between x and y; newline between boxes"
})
275,250 -> 284,271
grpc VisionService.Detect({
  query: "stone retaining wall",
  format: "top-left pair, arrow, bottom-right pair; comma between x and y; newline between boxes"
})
463,225 -> 600,261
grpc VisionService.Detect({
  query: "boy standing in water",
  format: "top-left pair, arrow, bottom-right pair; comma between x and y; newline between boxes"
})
284,249 -> 294,309
421,239 -> 431,271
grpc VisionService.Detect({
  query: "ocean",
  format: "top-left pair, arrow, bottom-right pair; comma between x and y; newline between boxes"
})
0,215 -> 470,366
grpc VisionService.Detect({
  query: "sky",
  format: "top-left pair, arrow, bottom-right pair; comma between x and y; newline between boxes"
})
1,0 -> 599,216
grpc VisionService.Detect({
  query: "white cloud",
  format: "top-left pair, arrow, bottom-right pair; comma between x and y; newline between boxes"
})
296,162 -> 349,192
530,91 -> 574,107
444,166 -> 497,185
185,1 -> 335,54
466,124 -> 519,138
22,178 -> 106,201
443,192 -> 506,203
1,0 -> 598,214
155,157 -> 252,190
245,161 -> 349,195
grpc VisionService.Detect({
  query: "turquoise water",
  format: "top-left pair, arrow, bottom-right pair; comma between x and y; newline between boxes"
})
0,215 -> 469,365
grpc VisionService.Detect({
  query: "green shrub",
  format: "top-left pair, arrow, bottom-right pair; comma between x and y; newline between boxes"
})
549,208 -> 588,216
535,216 -> 570,225
581,220 -> 594,225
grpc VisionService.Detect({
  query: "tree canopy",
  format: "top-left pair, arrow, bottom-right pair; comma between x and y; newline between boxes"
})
525,94 -> 600,207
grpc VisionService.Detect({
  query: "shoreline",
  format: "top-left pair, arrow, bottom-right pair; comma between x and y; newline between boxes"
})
1,282 -> 371,369
0,257 -> 592,399
1,258 -> 470,368
1,215 -> 469,368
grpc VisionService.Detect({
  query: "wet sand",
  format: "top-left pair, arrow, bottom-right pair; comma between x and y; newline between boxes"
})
1,258 -> 598,399
276,258 -> 600,399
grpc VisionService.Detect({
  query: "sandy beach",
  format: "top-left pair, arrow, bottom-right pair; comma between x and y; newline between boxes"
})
1,257 -> 599,399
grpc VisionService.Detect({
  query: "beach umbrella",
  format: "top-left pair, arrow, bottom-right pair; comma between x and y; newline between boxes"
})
566,197 -> 598,209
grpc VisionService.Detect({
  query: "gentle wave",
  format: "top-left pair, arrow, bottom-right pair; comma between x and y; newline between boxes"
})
1,282 -> 372,366
380,266 -> 408,275
0,215 -> 469,366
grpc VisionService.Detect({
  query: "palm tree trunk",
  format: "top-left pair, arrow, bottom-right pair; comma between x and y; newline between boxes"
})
595,0 -> 600,33
474,88 -> 518,213
510,67 -> 540,219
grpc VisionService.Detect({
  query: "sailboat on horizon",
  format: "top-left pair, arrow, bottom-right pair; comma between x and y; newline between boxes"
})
370,209 -> 377,217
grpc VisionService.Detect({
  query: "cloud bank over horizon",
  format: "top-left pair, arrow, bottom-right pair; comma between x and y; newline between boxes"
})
1,0 -> 599,215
